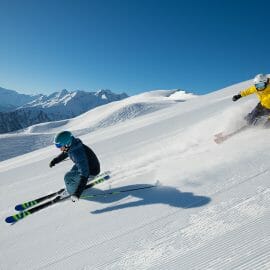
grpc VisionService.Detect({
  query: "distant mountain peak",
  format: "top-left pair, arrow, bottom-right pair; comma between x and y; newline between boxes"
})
59,89 -> 69,97
0,87 -> 39,112
0,87 -> 129,133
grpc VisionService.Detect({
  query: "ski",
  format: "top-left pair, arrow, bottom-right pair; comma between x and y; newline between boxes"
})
81,184 -> 157,199
5,172 -> 110,224
14,189 -> 65,211
6,195 -> 70,224
14,171 -> 110,211
214,126 -> 248,144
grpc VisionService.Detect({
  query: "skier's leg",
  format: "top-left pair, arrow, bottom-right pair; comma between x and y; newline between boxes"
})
264,118 -> 270,128
64,169 -> 81,195
263,109 -> 270,128
245,103 -> 265,125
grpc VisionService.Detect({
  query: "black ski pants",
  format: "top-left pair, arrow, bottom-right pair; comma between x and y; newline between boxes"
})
245,102 -> 270,126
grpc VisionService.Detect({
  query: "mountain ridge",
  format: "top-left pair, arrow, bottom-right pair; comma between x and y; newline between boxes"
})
0,87 -> 39,112
0,88 -> 128,134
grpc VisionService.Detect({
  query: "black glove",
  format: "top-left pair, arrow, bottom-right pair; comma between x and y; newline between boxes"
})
232,94 -> 242,102
74,176 -> 88,198
49,152 -> 68,168
49,158 -> 57,168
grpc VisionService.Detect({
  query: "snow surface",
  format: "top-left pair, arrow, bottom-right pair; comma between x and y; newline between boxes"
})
1,82 -> 270,269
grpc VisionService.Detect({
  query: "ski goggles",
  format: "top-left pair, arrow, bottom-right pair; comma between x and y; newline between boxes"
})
55,142 -> 63,148
255,82 -> 267,90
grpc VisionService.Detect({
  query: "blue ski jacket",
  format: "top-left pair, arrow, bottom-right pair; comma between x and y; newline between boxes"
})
68,137 -> 90,178
53,137 -> 100,178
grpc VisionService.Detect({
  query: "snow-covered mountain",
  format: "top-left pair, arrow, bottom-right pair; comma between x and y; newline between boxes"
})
0,89 -> 128,134
1,79 -> 270,270
0,109 -> 50,136
0,87 -> 39,112
20,88 -> 128,121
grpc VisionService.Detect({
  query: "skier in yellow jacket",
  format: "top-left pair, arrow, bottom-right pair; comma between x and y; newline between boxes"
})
232,74 -> 270,126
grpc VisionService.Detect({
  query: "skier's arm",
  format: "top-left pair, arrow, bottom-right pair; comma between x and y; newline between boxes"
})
239,86 -> 256,97
49,152 -> 68,167
232,86 -> 256,102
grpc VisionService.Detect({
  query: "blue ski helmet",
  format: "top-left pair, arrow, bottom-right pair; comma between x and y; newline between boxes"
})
54,131 -> 73,148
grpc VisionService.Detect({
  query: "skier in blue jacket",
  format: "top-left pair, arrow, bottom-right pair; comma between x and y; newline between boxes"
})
49,131 -> 100,202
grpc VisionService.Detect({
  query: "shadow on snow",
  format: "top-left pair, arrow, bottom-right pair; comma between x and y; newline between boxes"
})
82,184 -> 211,214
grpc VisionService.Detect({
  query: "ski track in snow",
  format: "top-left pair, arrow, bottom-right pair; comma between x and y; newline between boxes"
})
17,169 -> 270,270
1,83 -> 270,270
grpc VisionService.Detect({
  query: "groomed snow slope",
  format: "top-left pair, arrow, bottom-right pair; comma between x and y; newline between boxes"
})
1,81 -> 270,269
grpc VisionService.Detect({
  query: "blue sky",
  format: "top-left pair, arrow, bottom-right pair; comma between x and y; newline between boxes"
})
0,0 -> 269,96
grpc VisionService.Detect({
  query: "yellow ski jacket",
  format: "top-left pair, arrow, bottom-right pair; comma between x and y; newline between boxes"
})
240,84 -> 270,109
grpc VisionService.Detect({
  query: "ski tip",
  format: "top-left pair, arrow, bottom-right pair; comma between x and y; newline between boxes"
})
5,216 -> 16,224
15,205 -> 24,211
214,138 -> 222,144
5,211 -> 31,224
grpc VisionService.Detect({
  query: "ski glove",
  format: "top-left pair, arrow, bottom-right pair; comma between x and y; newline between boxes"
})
49,158 -> 57,168
49,152 -> 68,168
232,94 -> 242,102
